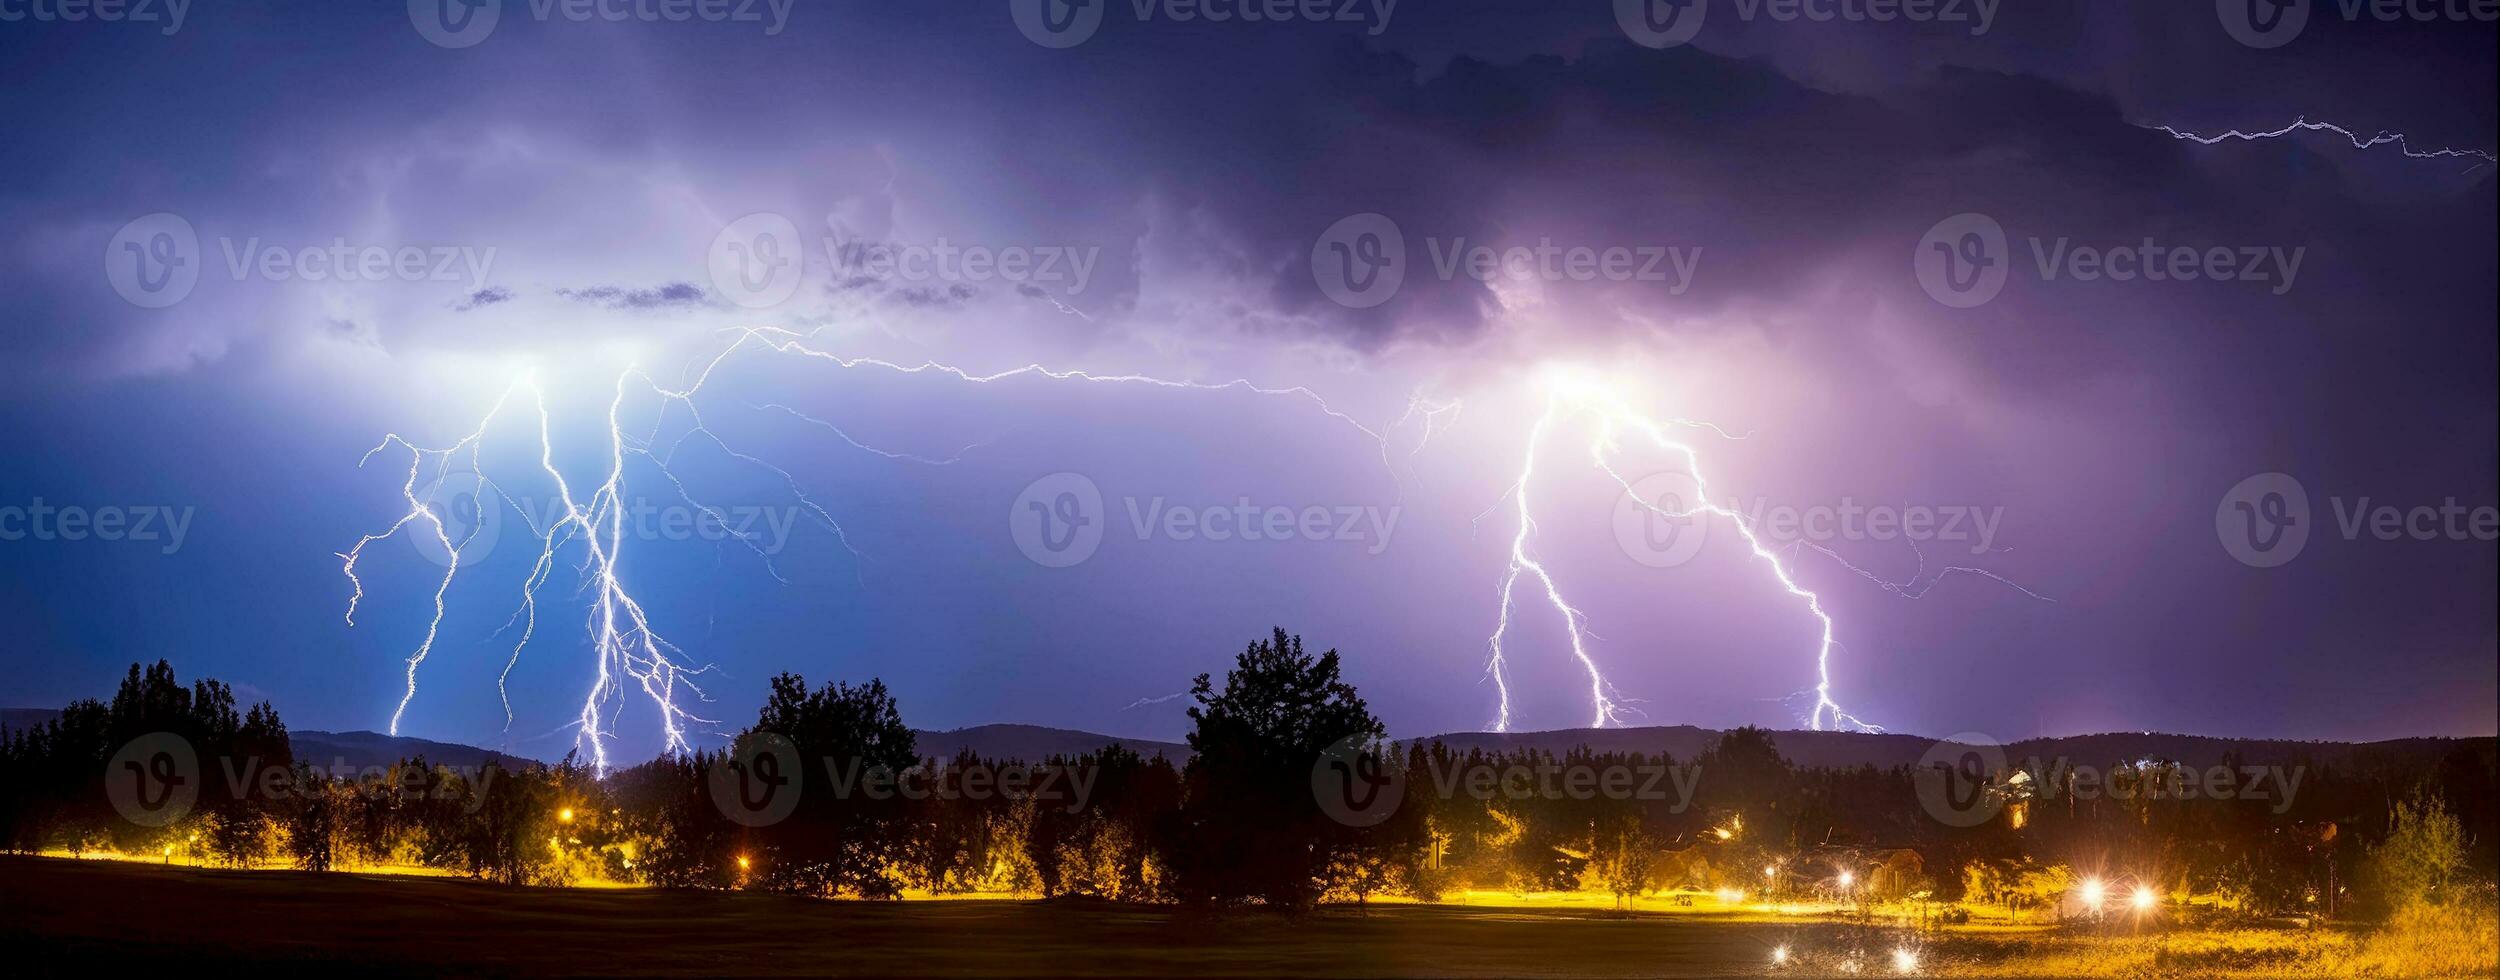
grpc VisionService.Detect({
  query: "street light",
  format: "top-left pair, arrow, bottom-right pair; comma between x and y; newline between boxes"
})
2078,877 -> 2106,910
2131,886 -> 2157,913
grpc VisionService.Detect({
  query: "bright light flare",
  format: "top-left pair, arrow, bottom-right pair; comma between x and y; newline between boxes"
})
2078,877 -> 2106,909
1891,947 -> 1919,974
2131,885 -> 2158,913
1770,945 -> 1790,966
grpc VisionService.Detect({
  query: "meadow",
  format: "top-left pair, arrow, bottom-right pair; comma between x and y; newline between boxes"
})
7,856 -> 2489,978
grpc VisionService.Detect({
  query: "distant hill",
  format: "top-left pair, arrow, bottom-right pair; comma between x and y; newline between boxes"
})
911,724 -> 1190,763
289,730 -> 539,772
10,707 -> 2486,773
1,710 -> 536,772
1412,725 -> 1927,769
1406,725 -> 2491,772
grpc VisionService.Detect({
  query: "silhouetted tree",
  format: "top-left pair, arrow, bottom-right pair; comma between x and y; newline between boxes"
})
748,673 -> 917,898
1171,627 -> 1382,908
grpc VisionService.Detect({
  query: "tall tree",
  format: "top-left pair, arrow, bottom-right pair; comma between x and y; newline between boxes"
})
747,673 -> 917,898
1172,627 -> 1382,908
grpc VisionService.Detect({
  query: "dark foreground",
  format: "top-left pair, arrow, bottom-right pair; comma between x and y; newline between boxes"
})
1,857 -> 1842,977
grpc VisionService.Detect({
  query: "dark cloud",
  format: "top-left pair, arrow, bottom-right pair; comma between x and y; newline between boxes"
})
0,1 -> 2487,744
454,286 -> 515,312
557,282 -> 712,311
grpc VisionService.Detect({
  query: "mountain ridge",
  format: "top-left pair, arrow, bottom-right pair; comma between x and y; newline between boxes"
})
9,709 -> 2487,771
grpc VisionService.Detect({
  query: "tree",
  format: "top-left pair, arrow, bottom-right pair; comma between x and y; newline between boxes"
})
2373,793 -> 2468,911
1171,627 -> 1383,908
748,673 -> 917,898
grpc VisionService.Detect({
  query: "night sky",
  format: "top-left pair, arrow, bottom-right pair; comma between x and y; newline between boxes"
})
1,0 -> 2492,761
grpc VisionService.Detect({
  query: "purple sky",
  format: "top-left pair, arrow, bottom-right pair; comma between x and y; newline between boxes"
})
0,1 -> 2492,761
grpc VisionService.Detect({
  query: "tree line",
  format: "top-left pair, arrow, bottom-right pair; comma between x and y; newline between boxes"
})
3,630 -> 2491,919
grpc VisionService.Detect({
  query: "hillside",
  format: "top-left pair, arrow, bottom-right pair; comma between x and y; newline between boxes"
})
9,707 -> 2487,773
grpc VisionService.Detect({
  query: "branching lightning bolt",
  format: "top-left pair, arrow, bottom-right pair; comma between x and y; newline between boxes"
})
346,328 -> 2044,756
342,327 -> 1444,770
1480,367 -> 2051,734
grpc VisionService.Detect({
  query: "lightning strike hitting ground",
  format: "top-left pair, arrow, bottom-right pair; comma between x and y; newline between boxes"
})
349,333 -> 2040,760
342,327 -> 1435,771
1479,367 -> 2051,734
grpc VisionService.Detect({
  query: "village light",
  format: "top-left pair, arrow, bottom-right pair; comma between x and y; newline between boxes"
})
2078,878 -> 2106,909
2131,886 -> 2157,913
1891,947 -> 1919,974
1838,870 -> 1855,889
558,807 -> 575,824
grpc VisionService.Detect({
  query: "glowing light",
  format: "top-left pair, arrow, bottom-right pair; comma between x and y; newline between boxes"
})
1771,946 -> 1790,966
2131,886 -> 2157,912
1837,871 -> 1854,889
558,807 -> 575,824
2078,877 -> 2105,909
1715,888 -> 1747,904
1891,947 -> 1919,974
1764,865 -> 1778,879
736,854 -> 752,872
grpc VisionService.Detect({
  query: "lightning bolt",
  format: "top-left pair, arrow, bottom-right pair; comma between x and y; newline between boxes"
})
2147,117 -> 2498,168
347,331 -> 2038,759
1480,367 -> 2049,734
342,327 -> 1441,771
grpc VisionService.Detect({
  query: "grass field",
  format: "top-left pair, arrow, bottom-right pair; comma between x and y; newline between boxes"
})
3,856 -> 2488,977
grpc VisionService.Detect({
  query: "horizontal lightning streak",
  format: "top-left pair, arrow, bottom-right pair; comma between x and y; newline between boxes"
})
2147,117 -> 2498,168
